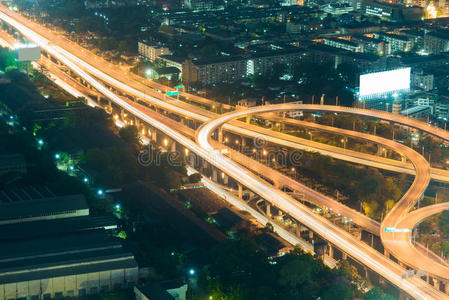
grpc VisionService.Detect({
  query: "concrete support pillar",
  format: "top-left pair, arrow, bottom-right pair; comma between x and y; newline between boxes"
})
245,116 -> 250,124
151,130 -> 157,142
212,169 -> 218,182
120,109 -> 125,121
223,173 -> 228,185
238,183 -> 243,199
401,155 -> 406,163
218,128 -> 223,144
444,282 -> 449,294
364,266 -> 369,279
280,122 -> 285,131
266,204 -> 271,218
135,118 -> 140,128
308,230 -> 313,240
97,94 -> 101,102
241,137 -> 246,148
433,279 -> 440,291
377,145 -> 383,156
170,141 -> 176,152
384,249 -> 389,258
342,252 -> 348,260
328,244 -> 333,258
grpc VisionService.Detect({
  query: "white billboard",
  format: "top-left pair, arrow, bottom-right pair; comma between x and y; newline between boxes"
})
14,44 -> 41,62
359,68 -> 411,98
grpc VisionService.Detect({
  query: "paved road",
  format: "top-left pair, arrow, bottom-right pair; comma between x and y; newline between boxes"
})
197,104 -> 449,299
3,8 -> 449,297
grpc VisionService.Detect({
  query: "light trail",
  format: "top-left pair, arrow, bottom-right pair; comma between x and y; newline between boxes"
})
197,104 -> 448,299
2,8 -> 449,297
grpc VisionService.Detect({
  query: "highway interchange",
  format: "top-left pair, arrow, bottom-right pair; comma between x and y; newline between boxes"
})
1,6 -> 449,299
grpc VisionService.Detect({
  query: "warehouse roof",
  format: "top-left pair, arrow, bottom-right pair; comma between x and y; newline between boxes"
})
0,194 -> 88,222
0,215 -> 116,241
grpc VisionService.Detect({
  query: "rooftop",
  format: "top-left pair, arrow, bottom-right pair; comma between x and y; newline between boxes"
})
0,215 -> 116,241
324,37 -> 360,47
135,284 -> 175,300
0,194 -> 88,223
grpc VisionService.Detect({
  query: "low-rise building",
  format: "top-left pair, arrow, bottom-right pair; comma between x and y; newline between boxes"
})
0,154 -> 26,176
0,194 -> 89,225
323,37 -> 362,52
361,1 -> 423,21
353,35 -> 387,56
413,69 -> 434,91
424,31 -> 449,54
138,41 -> 169,62
436,99 -> 449,120
183,0 -> 213,10
373,32 -> 413,53
0,196 -> 138,300
182,50 -> 303,86
134,284 -> 175,300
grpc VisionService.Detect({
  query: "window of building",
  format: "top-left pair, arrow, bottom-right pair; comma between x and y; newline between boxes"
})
54,292 -> 63,298
101,285 -> 109,292
30,295 -> 39,300
66,290 -> 74,297
43,294 -> 51,300
90,287 -> 98,294
79,289 -> 86,296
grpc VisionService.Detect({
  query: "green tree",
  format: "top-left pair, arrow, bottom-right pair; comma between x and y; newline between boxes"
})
119,125 -> 140,147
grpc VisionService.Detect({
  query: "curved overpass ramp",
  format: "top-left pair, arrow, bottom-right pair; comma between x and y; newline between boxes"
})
196,104 -> 449,293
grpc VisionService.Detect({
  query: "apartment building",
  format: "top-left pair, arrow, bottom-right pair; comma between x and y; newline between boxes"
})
182,50 -> 303,86
138,41 -> 170,62
424,31 -> 449,54
373,32 -> 413,53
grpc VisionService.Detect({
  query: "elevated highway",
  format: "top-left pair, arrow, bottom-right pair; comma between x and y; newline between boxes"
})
2,7 -> 449,298
196,104 -> 449,295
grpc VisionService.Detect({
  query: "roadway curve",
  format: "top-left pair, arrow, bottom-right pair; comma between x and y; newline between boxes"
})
196,104 -> 449,295
2,8 -> 449,297
5,6 -> 449,186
